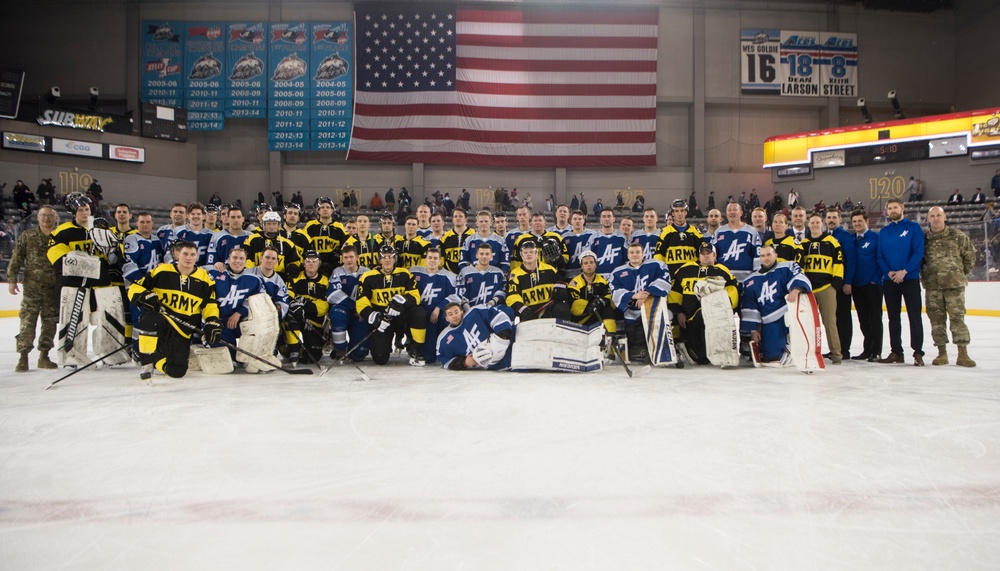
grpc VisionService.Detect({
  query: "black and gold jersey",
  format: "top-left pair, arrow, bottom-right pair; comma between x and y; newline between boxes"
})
667,262 -> 738,321
355,267 -> 420,321
301,219 -> 349,273
654,223 -> 704,277
47,221 -> 113,287
243,233 -> 302,281
766,234 -> 804,266
288,271 -> 332,327
127,262 -> 219,338
510,231 -> 567,272
343,233 -> 386,270
506,261 -> 559,313
394,235 -> 431,269
440,227 -> 475,274
567,272 -> 613,319
799,233 -> 844,293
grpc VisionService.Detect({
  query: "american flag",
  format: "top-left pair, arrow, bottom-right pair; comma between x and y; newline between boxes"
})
347,5 -> 658,168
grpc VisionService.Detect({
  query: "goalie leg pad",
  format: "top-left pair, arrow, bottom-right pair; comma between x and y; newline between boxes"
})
640,297 -> 677,366
191,345 -> 235,375
57,286 -> 93,367
93,287 -> 129,365
510,319 -> 603,372
239,293 -> 281,373
698,289 -> 741,368
785,292 -> 826,373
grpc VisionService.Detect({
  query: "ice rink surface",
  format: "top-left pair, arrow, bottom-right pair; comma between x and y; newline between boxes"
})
2,315 -> 999,570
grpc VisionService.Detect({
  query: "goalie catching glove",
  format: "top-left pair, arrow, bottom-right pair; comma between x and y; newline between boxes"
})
202,317 -> 223,345
471,333 -> 511,368
135,290 -> 161,312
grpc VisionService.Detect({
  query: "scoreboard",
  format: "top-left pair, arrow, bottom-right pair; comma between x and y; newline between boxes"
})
141,102 -> 188,142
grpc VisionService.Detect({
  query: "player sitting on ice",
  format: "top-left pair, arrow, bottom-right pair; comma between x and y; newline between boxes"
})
410,247 -> 461,365
740,244 -> 812,365
128,240 -> 222,381
558,250 -> 617,350
356,245 -> 428,366
436,302 -> 514,371
326,245 -> 371,362
610,242 -> 671,363
667,242 -> 739,365
285,250 -> 331,365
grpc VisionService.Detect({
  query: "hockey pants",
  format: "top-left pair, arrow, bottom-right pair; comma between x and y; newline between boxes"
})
369,304 -> 426,365
136,309 -> 193,378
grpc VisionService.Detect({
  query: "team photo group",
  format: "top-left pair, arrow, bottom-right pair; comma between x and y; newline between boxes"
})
8,189 -> 977,383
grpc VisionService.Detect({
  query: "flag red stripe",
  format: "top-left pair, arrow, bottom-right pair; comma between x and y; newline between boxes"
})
347,150 -> 657,168
352,128 -> 655,144
456,34 -> 658,49
354,103 -> 656,121
456,57 -> 656,73
457,81 -> 656,97
458,9 -> 658,26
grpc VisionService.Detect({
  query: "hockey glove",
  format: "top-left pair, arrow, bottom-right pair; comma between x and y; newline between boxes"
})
485,333 -> 510,366
551,281 -> 569,303
135,290 -> 161,312
516,304 -> 537,321
286,300 -> 306,327
471,341 -> 494,367
368,311 -> 393,333
203,318 -> 223,345
387,294 -> 408,317
585,296 -> 606,315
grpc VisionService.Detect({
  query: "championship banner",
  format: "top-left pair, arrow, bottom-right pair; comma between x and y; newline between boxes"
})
817,32 -> 858,98
309,22 -> 352,151
226,22 -> 267,119
267,22 -> 310,151
740,29 -> 780,95
142,21 -> 186,107
779,31 -> 820,96
184,22 -> 226,131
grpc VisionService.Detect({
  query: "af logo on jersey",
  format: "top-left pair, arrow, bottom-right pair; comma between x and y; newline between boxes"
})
463,323 -> 482,349
759,280 -> 778,304
722,240 -> 747,262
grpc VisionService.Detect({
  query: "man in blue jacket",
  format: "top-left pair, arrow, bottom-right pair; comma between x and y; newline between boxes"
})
876,199 -> 925,365
850,210 -> 883,362
827,209 -> 856,359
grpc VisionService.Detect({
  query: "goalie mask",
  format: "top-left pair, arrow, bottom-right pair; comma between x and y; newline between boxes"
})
540,236 -> 563,265
65,193 -> 93,215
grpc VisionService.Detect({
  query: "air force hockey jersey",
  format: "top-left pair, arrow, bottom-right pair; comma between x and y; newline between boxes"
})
325,265 -> 370,312
410,266 -> 461,314
175,226 -> 215,266
610,260 -> 671,324
436,305 -> 514,371
208,268 -> 265,319
457,264 -> 507,307
630,230 -> 660,261
740,261 -> 813,331
712,224 -> 762,282
562,229 -> 597,277
587,230 -> 628,278
208,230 -> 252,266
460,232 -> 509,271
247,267 -> 291,318
121,233 -> 164,284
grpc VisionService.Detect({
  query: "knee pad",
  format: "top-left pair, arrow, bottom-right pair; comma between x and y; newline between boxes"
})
372,352 -> 390,365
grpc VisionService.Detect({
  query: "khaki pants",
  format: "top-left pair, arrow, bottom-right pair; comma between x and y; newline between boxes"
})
813,286 -> 841,359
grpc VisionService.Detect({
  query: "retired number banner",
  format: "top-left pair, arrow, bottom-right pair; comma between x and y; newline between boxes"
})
743,29 -> 858,98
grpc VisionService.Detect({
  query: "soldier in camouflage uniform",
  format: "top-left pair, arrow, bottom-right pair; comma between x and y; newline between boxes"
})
8,205 -> 60,372
922,206 -> 976,367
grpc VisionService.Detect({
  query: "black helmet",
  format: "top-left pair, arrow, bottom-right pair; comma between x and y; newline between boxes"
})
315,196 -> 335,209
379,244 -> 397,257
671,198 -> 688,211
303,249 -> 321,261
65,193 -> 93,215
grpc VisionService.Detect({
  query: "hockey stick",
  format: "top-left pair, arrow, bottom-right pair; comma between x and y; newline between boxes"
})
45,341 -> 131,390
591,309 -> 650,378
160,309 -> 313,375
323,327 -> 376,380
60,278 -> 89,355
286,321 -> 322,372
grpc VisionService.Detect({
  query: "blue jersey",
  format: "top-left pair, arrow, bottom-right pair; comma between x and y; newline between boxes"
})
740,262 -> 813,332
546,224 -> 572,238
410,267 -> 460,313
610,260 -> 671,323
175,226 -> 215,266
457,264 -> 507,307
415,226 -> 434,240
631,230 -> 660,261
713,224 -> 762,282
436,305 -> 514,370
588,231 -> 628,278
121,233 -> 163,284
830,226 -> 857,286
247,267 -> 291,318
208,230 -> 251,265
852,229 -> 882,286
208,269 -> 265,319
504,228 -> 530,261
460,232 -> 509,271
325,265 -> 369,311
156,224 -> 185,253
563,229 -> 596,277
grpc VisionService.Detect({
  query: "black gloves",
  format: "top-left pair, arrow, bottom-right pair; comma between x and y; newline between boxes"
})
136,290 -> 161,312
203,317 -> 222,344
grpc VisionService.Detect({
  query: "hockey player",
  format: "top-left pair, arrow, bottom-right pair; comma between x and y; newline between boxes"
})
712,202 -> 761,283
765,212 -> 802,265
356,245 -> 428,366
395,216 -> 432,269
460,210 -> 508,271
285,250 -> 331,364
112,204 -> 136,238
414,204 -> 433,239
326,245 -> 370,362
378,213 -> 401,249
175,203 -> 214,266
492,212 -> 508,240
611,242 -> 671,363
128,240 -> 221,381
504,206 -> 532,262
457,241 -> 509,321
207,207 -> 251,270
511,213 -> 566,273
205,204 -> 222,233
800,212 -> 845,363
47,194 -> 128,368
632,207 -> 660,261
547,204 -> 572,237
122,212 -> 165,355
740,244 -> 812,363
243,211 -> 302,281
436,302 -> 514,371
280,203 -> 311,256
562,210 -> 596,279
668,243 -> 740,365
588,208 -> 628,280
655,199 -> 703,277
440,208 -> 475,274
705,209 -> 724,239
826,209 -> 857,360
506,240 -> 561,321
208,247 -> 266,359
249,203 -> 272,234
410,248 -> 460,364
156,202 -> 188,252
302,197 -> 349,276
343,214 -> 384,270
564,250 -> 617,334
619,216 -> 634,243
248,246 -> 291,320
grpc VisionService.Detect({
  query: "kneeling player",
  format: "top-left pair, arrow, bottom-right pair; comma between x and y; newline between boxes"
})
436,302 -> 514,370
209,247 -> 266,360
326,245 -> 370,362
740,244 -> 812,362
506,240 -> 561,322
564,250 -> 617,336
356,245 -> 428,366
128,240 -> 221,380
285,250 -> 330,364
667,243 -> 739,365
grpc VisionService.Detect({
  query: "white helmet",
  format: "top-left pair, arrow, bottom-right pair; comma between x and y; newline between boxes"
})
262,211 -> 281,223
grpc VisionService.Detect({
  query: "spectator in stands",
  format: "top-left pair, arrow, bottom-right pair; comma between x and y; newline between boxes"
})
843,196 -> 854,211
290,192 -> 304,208
570,194 -> 579,211
813,199 -> 826,215
579,192 -> 587,215
707,190 -> 716,210
442,192 -> 454,215
350,189 -> 359,209
981,202 -> 995,223
970,187 -> 986,204
689,190 -> 698,214
522,192 -> 533,211
271,190 -> 284,211
615,192 -> 625,212
906,176 -> 921,202
787,188 -> 799,208
370,192 -> 383,212
460,189 -> 470,211
992,169 -> 1000,199
12,180 -> 31,205
947,188 -> 963,205
545,194 -> 554,212
37,178 -> 55,206
632,194 -> 645,213
592,199 -> 603,218
385,188 -> 395,213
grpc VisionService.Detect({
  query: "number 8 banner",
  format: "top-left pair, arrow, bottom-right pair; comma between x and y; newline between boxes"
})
818,32 -> 858,98
779,31 -> 820,96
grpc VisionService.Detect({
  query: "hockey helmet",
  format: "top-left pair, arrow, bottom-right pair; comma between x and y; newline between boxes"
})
315,196 -> 335,209
302,249 -> 321,261
283,203 -> 301,214
698,242 -> 716,256
379,244 -> 397,258
518,239 -> 537,253
540,236 -> 563,264
579,249 -> 598,263
205,204 -> 220,214
254,203 -> 272,215
671,198 -> 688,211
65,192 -> 93,215
262,211 -> 282,224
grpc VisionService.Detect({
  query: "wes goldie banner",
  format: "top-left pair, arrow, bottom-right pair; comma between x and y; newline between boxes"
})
740,29 -> 780,95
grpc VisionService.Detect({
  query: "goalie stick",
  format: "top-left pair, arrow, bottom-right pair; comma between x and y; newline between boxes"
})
46,339 -> 130,390
60,277 -> 88,355
161,309 -> 313,375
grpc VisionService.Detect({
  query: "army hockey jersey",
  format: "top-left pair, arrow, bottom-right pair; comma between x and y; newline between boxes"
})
610,259 -> 671,323
208,268 -> 265,319
799,233 -> 844,293
342,233 -> 385,271
301,219 -> 349,273
127,262 -> 220,338
122,233 -> 164,284
666,262 -> 739,322
740,261 -> 812,333
394,235 -> 432,269
288,272 -> 332,327
655,223 -> 704,277
247,267 -> 291,318
460,232 -> 509,271
47,221 -> 114,287
242,233 -> 302,280
766,232 -> 803,265
436,305 -> 514,371
355,267 -> 420,321
457,265 -> 507,307
510,231 -> 568,272
712,224 -> 761,282
440,227 -> 476,274
207,230 -> 251,265
567,273 -> 614,320
506,261 -> 559,314
410,267 -> 461,314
